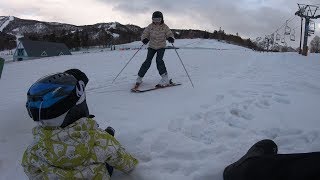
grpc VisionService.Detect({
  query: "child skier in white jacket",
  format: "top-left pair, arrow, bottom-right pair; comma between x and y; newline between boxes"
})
135,11 -> 175,88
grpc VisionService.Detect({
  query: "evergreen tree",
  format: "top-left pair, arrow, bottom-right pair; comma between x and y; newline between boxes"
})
310,36 -> 320,53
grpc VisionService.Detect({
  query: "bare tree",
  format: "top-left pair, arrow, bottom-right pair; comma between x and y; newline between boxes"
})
310,36 -> 320,53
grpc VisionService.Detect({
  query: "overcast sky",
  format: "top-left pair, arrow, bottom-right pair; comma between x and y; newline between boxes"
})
1,0 -> 320,47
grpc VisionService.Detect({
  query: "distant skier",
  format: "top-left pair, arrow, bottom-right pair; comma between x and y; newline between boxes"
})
135,11 -> 175,88
22,69 -> 138,179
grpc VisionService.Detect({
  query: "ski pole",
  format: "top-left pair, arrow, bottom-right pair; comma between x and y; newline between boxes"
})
171,43 -> 194,88
112,44 -> 144,83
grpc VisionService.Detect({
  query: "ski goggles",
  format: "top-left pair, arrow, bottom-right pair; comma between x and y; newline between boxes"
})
152,18 -> 162,23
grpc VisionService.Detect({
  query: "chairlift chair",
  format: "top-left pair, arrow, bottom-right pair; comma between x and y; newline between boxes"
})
309,21 -> 315,34
290,29 -> 295,41
284,21 -> 291,35
271,33 -> 275,40
285,26 -> 291,35
265,37 -> 269,43
276,33 -> 281,41
281,37 -> 285,44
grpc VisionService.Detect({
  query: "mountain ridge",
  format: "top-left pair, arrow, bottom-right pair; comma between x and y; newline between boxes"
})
0,16 -> 259,51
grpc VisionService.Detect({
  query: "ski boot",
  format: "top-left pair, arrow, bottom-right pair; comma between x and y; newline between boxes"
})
156,73 -> 172,88
131,76 -> 143,92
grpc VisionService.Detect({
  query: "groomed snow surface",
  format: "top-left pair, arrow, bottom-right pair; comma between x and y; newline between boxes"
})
1,39 -> 320,180
118,38 -> 247,50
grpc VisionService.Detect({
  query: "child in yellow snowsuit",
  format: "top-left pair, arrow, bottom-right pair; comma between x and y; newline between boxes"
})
22,69 -> 138,179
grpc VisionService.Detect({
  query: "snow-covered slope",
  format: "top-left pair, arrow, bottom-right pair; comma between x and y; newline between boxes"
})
1,41 -> 320,179
0,16 -> 14,32
0,50 -> 14,61
118,39 -> 247,50
174,39 -> 247,50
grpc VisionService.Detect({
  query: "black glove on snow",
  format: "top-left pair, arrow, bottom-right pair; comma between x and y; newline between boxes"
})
142,38 -> 149,45
167,37 -> 174,43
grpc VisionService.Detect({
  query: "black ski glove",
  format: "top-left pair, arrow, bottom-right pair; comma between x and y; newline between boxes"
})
142,38 -> 149,45
105,126 -> 115,137
167,37 -> 174,43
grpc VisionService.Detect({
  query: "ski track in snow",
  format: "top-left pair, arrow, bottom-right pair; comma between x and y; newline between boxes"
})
1,39 -> 320,180
168,90 -> 294,144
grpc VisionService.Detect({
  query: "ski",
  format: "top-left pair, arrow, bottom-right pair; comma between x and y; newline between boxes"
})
131,82 -> 181,93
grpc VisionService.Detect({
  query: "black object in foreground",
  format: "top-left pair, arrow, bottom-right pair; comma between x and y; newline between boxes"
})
223,139 -> 320,180
104,126 -> 115,176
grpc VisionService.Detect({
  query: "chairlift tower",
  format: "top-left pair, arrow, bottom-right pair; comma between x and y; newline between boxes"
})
299,17 -> 304,54
295,4 -> 320,56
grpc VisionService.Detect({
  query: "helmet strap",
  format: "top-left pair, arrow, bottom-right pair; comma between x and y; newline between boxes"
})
38,111 -> 67,127
27,102 -> 34,120
38,101 -> 44,127
76,89 -> 86,105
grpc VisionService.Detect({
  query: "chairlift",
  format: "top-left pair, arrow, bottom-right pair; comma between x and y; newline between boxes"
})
276,32 -> 281,41
271,33 -> 275,40
309,21 -> 315,34
285,21 -> 291,35
290,29 -> 295,41
281,37 -> 285,44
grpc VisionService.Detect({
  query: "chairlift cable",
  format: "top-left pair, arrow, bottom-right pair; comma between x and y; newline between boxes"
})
270,15 -> 297,35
